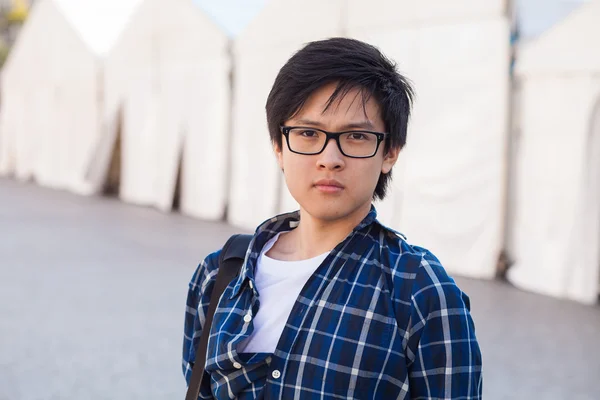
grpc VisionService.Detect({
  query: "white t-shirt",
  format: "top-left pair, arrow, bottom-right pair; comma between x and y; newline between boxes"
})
237,232 -> 329,353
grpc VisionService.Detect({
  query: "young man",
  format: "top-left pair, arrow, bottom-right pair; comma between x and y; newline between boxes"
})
183,38 -> 482,399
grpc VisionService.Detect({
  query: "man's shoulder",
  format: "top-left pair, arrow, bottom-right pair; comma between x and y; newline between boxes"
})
380,230 -> 463,302
407,244 -> 454,285
402,242 -> 470,313
188,249 -> 222,292
380,229 -> 437,277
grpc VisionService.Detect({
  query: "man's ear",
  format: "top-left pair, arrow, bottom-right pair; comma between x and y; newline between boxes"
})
381,146 -> 401,174
274,142 -> 284,170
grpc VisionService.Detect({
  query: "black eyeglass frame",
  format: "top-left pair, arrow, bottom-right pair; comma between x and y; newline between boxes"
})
280,126 -> 388,159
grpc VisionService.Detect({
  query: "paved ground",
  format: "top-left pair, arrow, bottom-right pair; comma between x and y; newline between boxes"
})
1,178 -> 599,400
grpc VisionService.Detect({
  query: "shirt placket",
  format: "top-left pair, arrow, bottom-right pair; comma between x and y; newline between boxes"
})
262,240 -> 359,398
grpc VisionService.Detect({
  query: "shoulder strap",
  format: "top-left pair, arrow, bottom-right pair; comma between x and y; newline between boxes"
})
185,234 -> 253,400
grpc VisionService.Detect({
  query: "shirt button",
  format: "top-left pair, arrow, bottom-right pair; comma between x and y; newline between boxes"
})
243,314 -> 252,323
248,280 -> 254,290
272,369 -> 281,379
233,362 -> 242,369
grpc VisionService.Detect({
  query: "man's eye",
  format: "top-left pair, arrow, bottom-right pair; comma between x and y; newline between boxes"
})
349,133 -> 367,140
300,130 -> 318,137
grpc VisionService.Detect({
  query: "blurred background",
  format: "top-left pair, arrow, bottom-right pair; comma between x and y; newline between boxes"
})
0,0 -> 599,399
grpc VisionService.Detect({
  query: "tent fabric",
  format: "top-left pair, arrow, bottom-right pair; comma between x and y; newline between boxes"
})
229,2 -> 510,281
53,0 -> 142,56
100,0 -> 230,219
229,0 -> 510,247
508,1 -> 600,304
1,0 -> 511,282
192,0 -> 266,37
228,0 -> 345,230
0,0 -> 141,195
1,0 -> 230,219
347,6 -> 510,279
515,0 -> 590,41
517,1 -> 600,76
346,0 -> 507,29
508,75 -> 600,304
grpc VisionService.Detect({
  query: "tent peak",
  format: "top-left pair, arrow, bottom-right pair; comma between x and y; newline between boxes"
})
53,0 -> 143,55
192,0 -> 266,37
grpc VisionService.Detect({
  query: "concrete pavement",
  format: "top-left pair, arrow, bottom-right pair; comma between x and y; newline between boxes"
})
1,178 -> 599,399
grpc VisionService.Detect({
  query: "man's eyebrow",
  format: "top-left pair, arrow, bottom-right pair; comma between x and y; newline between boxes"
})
293,118 -> 324,127
338,121 -> 376,130
292,119 -> 376,130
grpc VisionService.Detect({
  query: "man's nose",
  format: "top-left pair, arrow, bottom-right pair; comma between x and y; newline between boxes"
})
317,137 -> 345,170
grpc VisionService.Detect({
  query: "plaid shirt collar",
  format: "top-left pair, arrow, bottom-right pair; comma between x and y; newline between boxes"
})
229,205 -> 380,300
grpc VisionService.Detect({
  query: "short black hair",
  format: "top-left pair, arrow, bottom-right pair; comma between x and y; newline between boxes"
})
266,37 -> 414,201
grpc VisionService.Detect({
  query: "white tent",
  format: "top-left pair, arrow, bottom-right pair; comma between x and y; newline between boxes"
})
508,1 -> 600,304
193,0 -> 266,37
93,0 -> 230,219
0,0 -> 141,195
229,0 -> 512,276
347,0 -> 511,279
228,0 -> 345,230
515,0 -> 590,40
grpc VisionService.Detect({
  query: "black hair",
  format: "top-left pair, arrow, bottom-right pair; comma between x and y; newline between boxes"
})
265,37 -> 414,200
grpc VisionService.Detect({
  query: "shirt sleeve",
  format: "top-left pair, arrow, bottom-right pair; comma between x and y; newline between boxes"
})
406,251 -> 483,399
182,250 -> 221,386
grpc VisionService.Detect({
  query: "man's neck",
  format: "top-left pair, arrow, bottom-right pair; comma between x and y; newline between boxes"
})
268,203 -> 372,261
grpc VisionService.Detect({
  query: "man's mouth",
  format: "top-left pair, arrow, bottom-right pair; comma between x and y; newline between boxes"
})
314,179 -> 344,193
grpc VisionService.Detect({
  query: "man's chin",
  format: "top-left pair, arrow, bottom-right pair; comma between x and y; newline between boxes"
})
302,202 -> 351,222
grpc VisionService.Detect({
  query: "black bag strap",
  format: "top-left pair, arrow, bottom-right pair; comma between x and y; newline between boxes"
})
185,234 -> 253,400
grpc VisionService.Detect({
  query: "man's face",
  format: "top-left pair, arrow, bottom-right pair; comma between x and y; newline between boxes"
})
275,83 -> 400,223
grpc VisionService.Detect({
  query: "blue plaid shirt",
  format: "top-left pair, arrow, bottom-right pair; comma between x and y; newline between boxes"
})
183,207 -> 482,399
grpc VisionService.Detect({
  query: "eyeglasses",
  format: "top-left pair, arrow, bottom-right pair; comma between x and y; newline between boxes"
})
281,126 -> 388,159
